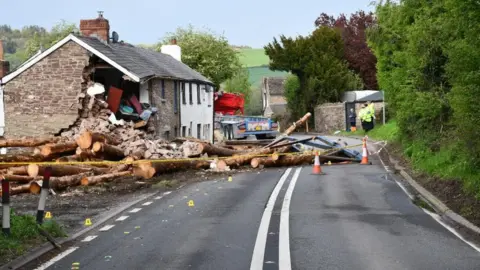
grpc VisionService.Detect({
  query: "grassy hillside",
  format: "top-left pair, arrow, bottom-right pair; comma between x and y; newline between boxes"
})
238,48 -> 270,67
237,48 -> 289,115
247,66 -> 288,87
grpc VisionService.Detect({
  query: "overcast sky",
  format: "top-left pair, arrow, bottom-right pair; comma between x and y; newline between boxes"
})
2,0 -> 374,47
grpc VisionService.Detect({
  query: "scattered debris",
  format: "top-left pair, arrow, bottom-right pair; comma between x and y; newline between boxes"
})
0,112 -> 360,196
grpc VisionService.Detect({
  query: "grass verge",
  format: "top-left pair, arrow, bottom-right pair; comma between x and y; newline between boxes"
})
0,210 -> 66,264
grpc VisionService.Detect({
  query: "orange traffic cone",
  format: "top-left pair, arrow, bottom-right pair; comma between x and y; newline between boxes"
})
312,151 -> 324,174
360,137 -> 370,165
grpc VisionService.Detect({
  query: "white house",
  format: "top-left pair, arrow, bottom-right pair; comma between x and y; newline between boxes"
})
178,82 -> 214,141
161,44 -> 214,142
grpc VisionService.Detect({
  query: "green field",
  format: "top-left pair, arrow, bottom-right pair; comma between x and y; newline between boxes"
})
238,48 -> 270,67
247,66 -> 288,87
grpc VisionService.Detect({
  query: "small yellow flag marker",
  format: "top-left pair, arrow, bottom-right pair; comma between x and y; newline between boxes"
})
327,161 -> 332,166
45,212 -> 52,219
188,200 -> 195,207
228,176 -> 232,182
84,218 -> 92,226
72,262 -> 80,270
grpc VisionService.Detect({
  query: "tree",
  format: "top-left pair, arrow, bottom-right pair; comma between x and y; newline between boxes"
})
315,11 -> 378,89
156,25 -> 241,88
24,21 -> 77,58
265,26 -> 363,119
223,68 -> 252,106
0,22 -> 75,69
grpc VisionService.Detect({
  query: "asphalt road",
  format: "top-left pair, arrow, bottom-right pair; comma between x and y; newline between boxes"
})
23,137 -> 480,270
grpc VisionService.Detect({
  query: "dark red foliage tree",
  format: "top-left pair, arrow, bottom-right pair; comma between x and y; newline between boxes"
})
315,11 -> 378,90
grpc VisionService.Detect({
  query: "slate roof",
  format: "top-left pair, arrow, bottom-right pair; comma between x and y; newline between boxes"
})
75,36 -> 212,84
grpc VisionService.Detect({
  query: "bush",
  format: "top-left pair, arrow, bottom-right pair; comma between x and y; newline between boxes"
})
0,211 -> 66,264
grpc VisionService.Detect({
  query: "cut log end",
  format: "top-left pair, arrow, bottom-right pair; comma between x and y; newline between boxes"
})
81,176 -> 89,186
76,131 -> 93,149
27,164 -> 40,178
133,162 -> 155,179
251,158 -> 260,169
30,181 -> 42,194
92,141 -> 103,153
216,160 -> 227,171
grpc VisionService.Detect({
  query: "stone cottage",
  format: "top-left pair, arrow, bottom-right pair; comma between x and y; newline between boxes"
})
0,13 -> 214,141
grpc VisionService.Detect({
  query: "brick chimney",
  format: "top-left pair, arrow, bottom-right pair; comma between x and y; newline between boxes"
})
0,40 -> 10,79
80,11 -> 110,43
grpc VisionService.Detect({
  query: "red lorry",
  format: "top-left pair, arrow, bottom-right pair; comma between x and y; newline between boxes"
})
214,92 -> 278,140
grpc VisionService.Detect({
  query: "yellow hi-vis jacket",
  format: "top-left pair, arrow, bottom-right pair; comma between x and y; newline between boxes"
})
359,107 -> 373,122
368,103 -> 375,119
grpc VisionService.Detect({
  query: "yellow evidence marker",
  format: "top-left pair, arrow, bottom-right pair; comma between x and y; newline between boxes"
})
228,176 -> 232,182
84,218 -> 92,226
72,262 -> 80,270
188,200 -> 195,207
45,211 -> 52,219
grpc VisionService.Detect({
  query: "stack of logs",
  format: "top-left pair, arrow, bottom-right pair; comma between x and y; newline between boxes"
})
0,112 -> 339,196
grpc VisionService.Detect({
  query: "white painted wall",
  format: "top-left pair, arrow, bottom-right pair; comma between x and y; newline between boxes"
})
139,81 -> 149,103
180,82 -> 213,142
0,83 -> 4,136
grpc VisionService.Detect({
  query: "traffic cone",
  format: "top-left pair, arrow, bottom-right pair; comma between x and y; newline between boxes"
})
312,151 -> 323,174
360,137 -> 370,165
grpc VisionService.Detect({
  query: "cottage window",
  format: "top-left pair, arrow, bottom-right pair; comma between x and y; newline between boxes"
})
182,126 -> 186,137
189,82 -> 193,104
174,81 -> 178,113
161,79 -> 165,99
197,83 -> 201,104
207,88 -> 212,107
174,126 -> 178,137
197,124 -> 201,139
182,82 -> 186,104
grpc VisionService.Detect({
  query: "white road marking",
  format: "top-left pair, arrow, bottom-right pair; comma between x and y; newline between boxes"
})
250,168 -> 292,270
81,235 -> 98,242
163,191 -> 172,195
33,246 -> 79,270
116,216 -> 129,221
99,225 -> 115,231
396,181 -> 415,200
142,201 -> 153,206
279,167 -> 301,270
154,196 -> 163,200
129,208 -> 142,213
422,209 -> 480,253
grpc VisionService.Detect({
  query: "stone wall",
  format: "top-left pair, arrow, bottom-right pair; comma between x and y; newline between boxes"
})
149,79 -> 180,140
3,41 -> 89,138
315,102 -> 386,133
314,103 -> 345,133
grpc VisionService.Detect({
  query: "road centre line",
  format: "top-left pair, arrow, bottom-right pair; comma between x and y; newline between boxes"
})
279,168 -> 302,270
33,246 -> 79,270
250,168 -> 292,270
142,201 -> 153,206
129,208 -> 142,213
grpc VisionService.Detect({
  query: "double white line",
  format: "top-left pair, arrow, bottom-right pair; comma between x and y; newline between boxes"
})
250,167 -> 302,270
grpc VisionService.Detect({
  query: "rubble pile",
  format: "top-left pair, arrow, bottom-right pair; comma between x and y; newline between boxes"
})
0,111 -> 357,196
